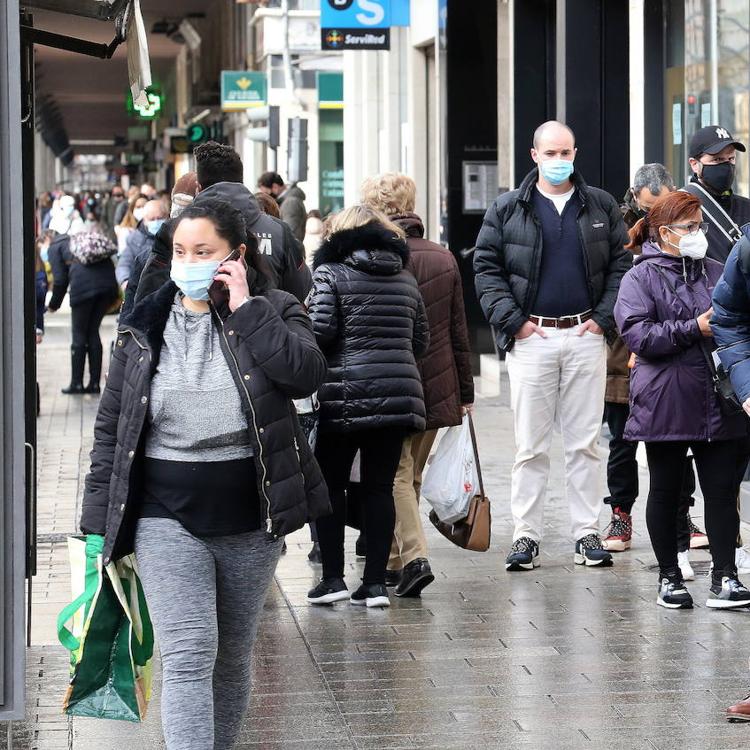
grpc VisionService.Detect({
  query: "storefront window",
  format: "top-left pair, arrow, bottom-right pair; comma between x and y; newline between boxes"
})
664,0 -> 750,193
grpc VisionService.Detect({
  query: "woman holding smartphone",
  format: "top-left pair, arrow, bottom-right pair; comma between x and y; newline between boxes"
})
79,199 -> 330,749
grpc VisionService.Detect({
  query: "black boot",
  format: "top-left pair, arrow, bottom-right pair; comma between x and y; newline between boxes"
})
62,347 -> 86,395
84,345 -> 103,394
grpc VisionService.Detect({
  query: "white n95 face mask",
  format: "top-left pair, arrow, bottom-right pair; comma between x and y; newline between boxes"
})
672,231 -> 708,260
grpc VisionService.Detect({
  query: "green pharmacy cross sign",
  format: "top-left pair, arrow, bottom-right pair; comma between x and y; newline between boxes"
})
221,71 -> 267,112
126,89 -> 162,120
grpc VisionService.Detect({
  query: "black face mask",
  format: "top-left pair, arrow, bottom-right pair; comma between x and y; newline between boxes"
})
700,161 -> 735,194
625,190 -> 647,219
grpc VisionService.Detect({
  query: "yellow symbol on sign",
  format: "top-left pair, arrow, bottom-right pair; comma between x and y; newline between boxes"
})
236,77 -> 252,90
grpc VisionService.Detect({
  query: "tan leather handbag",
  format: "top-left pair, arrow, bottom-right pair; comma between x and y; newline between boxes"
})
429,413 -> 491,552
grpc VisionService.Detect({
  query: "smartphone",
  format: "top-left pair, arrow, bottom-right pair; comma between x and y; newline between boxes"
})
208,249 -> 247,308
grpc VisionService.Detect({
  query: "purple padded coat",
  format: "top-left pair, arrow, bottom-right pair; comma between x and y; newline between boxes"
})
614,241 -> 746,442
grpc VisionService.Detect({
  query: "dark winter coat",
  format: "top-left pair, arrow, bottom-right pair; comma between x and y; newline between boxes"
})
392,212 -> 474,430
79,277 -> 331,565
614,241 -> 746,442
685,175 -> 750,263
278,184 -> 307,243
47,234 -> 118,310
308,223 -> 429,434
712,230 -> 750,402
473,169 -> 631,351
116,222 -> 154,286
36,269 -> 48,332
134,182 -> 311,305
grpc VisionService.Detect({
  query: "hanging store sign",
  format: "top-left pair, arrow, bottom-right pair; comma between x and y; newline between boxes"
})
220,71 -> 267,112
321,0 -> 391,50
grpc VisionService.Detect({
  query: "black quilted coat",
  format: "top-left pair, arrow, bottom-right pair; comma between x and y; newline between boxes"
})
79,275 -> 331,565
473,169 -> 630,352
308,223 -> 429,434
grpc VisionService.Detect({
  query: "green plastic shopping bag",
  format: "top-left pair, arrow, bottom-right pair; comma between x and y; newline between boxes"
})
57,535 -> 154,722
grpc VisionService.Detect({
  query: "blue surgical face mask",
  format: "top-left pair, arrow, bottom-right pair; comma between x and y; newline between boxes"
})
40,244 -> 49,263
539,158 -> 575,186
170,252 -> 233,301
146,219 -> 165,236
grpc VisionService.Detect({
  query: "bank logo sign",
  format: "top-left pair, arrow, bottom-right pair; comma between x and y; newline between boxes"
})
321,0 -> 391,50
221,71 -> 267,112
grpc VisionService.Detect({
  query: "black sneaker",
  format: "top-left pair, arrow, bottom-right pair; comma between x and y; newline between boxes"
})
307,578 -> 349,605
395,558 -> 435,598
707,576 -> 750,609
657,574 -> 693,609
505,537 -> 540,571
350,583 -> 390,608
574,534 -> 613,567
307,542 -> 322,564
384,568 -> 402,587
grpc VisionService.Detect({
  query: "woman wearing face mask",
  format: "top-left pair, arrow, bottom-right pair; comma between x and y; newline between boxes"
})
614,190 -> 750,610
47,222 -> 119,394
79,199 -> 329,750
115,194 -> 148,255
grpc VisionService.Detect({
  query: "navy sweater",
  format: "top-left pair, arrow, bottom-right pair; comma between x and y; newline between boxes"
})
530,188 -> 591,318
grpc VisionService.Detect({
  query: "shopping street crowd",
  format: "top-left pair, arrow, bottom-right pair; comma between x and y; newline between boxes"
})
35,120 -> 750,747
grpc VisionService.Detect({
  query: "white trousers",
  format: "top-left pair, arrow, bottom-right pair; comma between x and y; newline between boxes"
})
506,326 -> 606,543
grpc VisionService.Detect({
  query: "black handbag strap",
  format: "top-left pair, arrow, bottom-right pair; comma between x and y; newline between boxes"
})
682,182 -> 742,246
466,412 -> 486,500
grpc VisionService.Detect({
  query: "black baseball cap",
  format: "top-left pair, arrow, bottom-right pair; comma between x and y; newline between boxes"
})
689,125 -> 746,158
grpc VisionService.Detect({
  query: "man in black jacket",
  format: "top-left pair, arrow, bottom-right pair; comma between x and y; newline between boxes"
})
683,125 -> 750,263
135,142 -> 311,305
474,120 -> 630,573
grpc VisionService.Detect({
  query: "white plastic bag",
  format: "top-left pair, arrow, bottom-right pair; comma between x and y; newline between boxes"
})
421,415 -> 479,523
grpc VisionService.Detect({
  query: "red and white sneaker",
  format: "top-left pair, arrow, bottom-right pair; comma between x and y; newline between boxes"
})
602,508 -> 632,552
688,516 -> 710,549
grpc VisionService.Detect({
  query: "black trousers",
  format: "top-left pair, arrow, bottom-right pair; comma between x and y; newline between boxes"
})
605,401 -> 696,551
315,428 -> 404,585
70,293 -> 114,385
645,440 -> 742,578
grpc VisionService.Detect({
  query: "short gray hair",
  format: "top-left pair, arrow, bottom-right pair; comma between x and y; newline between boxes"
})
632,163 -> 675,197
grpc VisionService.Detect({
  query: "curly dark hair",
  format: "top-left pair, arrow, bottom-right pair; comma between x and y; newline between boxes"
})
194,141 -> 244,188
174,199 -> 274,293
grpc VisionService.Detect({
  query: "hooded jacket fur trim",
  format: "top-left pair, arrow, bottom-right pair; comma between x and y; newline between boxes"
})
313,223 -> 410,270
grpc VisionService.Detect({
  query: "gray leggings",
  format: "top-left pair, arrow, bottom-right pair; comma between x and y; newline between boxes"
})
134,518 -> 283,750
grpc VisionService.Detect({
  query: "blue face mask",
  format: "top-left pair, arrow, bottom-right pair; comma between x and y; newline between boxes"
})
170,252 -> 232,301
40,245 -> 49,263
146,219 -> 165,236
539,159 -> 575,186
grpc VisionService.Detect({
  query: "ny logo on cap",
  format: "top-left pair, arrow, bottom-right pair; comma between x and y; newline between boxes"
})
716,127 -> 731,140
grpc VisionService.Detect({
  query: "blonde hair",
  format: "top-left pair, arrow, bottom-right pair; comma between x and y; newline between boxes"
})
324,204 -> 405,240
360,173 -> 417,216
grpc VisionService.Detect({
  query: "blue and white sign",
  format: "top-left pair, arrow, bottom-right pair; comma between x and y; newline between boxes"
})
321,0 -> 391,29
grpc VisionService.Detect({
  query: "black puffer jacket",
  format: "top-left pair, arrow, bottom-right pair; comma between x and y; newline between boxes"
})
47,234 -> 118,310
473,169 -> 630,351
134,182 -> 311,305
79,276 -> 330,565
308,223 -> 429,434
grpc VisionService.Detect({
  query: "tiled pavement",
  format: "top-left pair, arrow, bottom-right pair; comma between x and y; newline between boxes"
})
3,308 -> 750,750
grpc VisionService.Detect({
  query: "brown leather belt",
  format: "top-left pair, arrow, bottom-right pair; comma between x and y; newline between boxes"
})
528,311 -> 593,329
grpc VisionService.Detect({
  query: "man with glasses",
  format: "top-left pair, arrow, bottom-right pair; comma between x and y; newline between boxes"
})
684,125 -> 750,262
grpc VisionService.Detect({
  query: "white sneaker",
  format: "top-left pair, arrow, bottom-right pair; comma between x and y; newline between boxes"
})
736,547 -> 750,575
677,550 -> 695,581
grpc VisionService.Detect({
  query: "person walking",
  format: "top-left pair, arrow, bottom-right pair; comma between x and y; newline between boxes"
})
474,120 -> 630,571
306,205 -> 429,608
114,193 -> 148,255
303,209 -> 325,266
614,190 -> 750,610
257,171 -> 307,242
361,173 -> 474,597
79,199 -> 329,749
116,199 -> 168,288
136,142 -> 311,304
47,224 -> 119,394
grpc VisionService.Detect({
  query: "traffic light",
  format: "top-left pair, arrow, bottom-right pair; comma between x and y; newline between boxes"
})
246,105 -> 280,149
